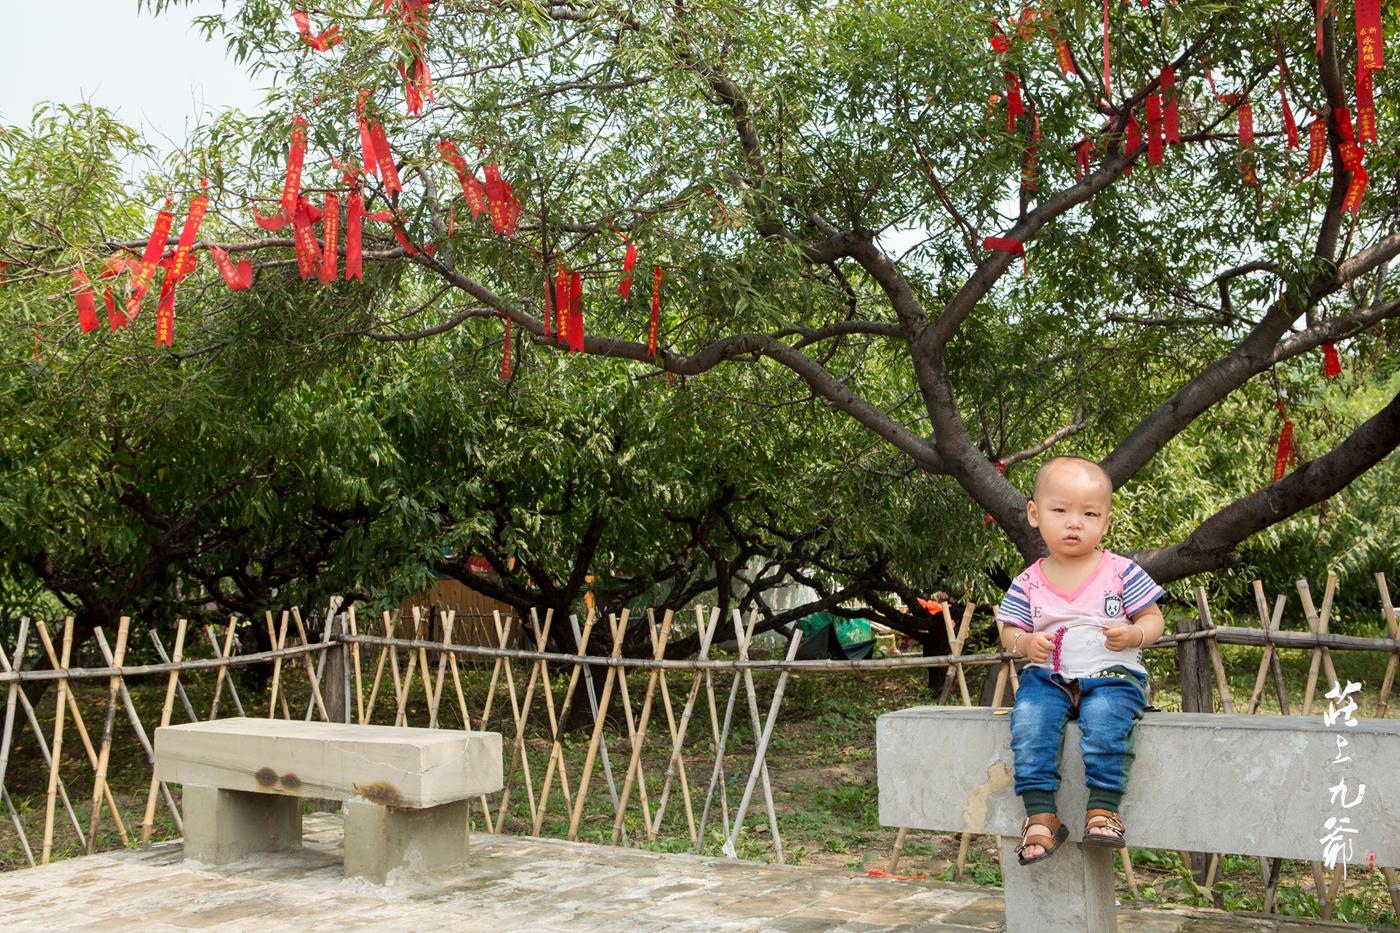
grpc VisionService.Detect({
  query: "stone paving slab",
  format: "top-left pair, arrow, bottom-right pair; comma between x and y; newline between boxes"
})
0,815 -> 1393,932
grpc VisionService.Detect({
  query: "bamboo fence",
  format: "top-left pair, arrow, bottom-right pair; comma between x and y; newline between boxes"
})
0,575 -> 1396,921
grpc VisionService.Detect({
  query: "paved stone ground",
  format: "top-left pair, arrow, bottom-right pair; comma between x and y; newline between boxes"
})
0,815 -> 1393,932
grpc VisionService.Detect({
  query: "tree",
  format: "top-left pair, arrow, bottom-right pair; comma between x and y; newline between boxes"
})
6,3 -> 1399,658
118,0 -> 1394,586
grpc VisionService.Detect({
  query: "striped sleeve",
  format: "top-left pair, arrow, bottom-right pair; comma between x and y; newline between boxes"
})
995,580 -> 1034,630
1121,559 -> 1166,616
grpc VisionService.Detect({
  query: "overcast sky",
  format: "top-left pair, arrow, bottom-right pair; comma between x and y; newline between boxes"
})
2,1 -> 264,147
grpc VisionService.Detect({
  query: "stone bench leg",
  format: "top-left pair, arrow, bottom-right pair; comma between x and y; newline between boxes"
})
182,785 -> 303,865
344,797 -> 469,884
998,836 -> 1117,932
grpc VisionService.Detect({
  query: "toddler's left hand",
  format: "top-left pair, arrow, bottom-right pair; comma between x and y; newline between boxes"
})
1103,622 -> 1144,651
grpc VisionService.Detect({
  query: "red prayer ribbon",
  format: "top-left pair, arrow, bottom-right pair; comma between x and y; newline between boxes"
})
1316,0 -> 1332,56
1273,404 -> 1294,483
1161,66 -> 1181,144
1022,114 -> 1041,191
126,204 -> 176,321
989,19 -> 1011,54
209,247 -> 252,290
1305,119 -> 1327,177
73,269 -> 99,333
292,197 -> 322,279
438,140 -> 488,219
1280,83 -> 1300,149
1055,40 -> 1076,77
1355,0 -> 1383,73
555,267 -> 571,346
1356,70 -> 1377,143
1102,0 -> 1111,99
156,191 -> 208,347
321,192 -> 340,284
282,117 -> 308,218
618,239 -> 638,298
982,236 -> 1027,274
500,318 -> 513,380
368,120 -> 402,195
1145,93 -> 1163,165
567,270 -> 584,353
1004,73 -> 1024,133
292,10 -> 342,51
1073,139 -> 1095,182
1322,342 -> 1342,379
648,265 -> 662,357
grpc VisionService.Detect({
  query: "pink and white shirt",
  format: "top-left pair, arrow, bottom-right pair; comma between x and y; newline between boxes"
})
995,550 -> 1164,678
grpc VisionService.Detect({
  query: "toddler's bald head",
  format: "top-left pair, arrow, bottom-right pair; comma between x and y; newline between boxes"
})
1032,456 -> 1113,503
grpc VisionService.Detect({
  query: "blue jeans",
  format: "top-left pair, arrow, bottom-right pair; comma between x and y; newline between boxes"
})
1010,666 -> 1148,805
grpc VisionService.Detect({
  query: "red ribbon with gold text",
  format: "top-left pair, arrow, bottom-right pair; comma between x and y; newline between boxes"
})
1355,0 -> 1383,73
500,317 -> 513,380
437,140 -> 489,220
648,265 -> 662,357
567,270 -> 584,353
321,192 -> 340,283
156,186 -> 209,346
125,202 -> 176,322
209,247 -> 252,290
1336,107 -> 1368,214
1305,118 -> 1327,177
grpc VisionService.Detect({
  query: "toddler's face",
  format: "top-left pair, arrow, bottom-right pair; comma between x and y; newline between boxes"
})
1027,463 -> 1112,559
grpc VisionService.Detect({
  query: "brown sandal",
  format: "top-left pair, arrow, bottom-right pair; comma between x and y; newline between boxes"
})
1083,808 -> 1126,848
1015,812 -> 1068,865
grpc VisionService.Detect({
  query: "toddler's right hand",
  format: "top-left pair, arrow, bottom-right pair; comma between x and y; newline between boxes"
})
1024,632 -> 1056,664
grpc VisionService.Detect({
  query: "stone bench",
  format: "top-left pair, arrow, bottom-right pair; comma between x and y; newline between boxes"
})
155,717 -> 502,883
877,707 -> 1400,932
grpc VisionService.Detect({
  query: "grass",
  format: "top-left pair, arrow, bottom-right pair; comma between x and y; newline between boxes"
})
0,632 -> 1396,928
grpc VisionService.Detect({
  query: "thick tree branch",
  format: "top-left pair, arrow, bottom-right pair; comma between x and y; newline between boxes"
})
1136,388 -> 1400,582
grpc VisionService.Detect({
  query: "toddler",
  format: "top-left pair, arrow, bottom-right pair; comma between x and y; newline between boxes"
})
995,456 -> 1166,864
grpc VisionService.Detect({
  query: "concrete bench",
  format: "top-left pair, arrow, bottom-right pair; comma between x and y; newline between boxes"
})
877,707 -> 1400,932
155,717 -> 502,883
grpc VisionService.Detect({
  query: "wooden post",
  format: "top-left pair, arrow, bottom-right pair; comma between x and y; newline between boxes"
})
207,617 -> 245,719
534,611 -> 596,836
35,620 -> 131,845
723,624 -> 803,862
41,618 -> 74,864
87,618 -> 130,853
650,606 -> 721,844
311,614 -> 347,813
1247,584 -> 1287,715
568,610 -> 629,841
0,630 -> 88,848
93,628 -> 182,833
610,610 -> 674,844
1194,587 -> 1235,714
1375,573 -> 1398,717
349,606 -> 365,725
142,619 -> 187,845
0,620 -> 36,866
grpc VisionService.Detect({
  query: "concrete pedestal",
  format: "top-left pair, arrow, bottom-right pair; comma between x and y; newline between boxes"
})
343,796 -> 469,884
182,784 -> 302,864
998,836 -> 1117,932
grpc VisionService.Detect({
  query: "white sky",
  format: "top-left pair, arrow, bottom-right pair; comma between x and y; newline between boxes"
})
1,1 -> 264,147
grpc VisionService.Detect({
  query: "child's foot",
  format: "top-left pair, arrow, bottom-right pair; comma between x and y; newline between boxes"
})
1083,809 -> 1125,847
1015,813 -> 1068,864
